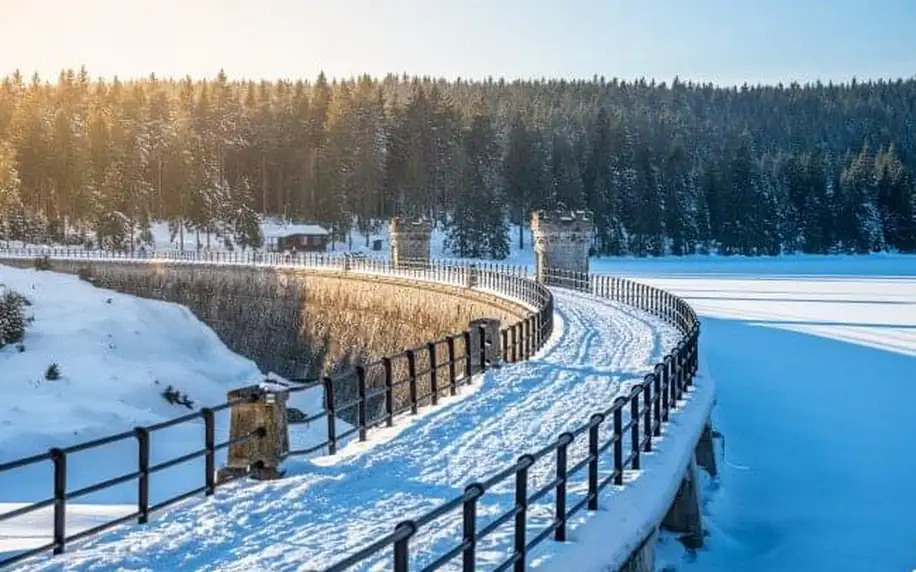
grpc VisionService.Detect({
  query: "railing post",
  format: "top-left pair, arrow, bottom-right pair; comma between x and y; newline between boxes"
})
676,342 -> 686,401
501,328 -> 508,362
393,520 -> 417,572
407,350 -> 419,414
533,311 -> 542,349
447,336 -> 458,396
462,484 -> 484,571
631,392 -> 641,470
511,323 -> 519,363
324,377 -> 338,455
653,366 -> 663,437
383,357 -> 394,427
203,408 -> 216,495
663,355 -> 672,422
478,325 -> 487,373
613,397 -> 626,485
643,376 -> 653,452
524,318 -> 532,359
588,414 -> 603,510
555,432 -> 573,541
467,263 -> 478,288
357,366 -> 368,441
427,342 -> 438,406
669,354 -> 678,408
463,330 -> 472,381
135,427 -> 150,524
51,448 -> 66,555
514,455 -> 533,572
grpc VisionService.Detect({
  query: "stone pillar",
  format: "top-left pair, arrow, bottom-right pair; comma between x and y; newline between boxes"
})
389,217 -> 433,268
662,456 -> 704,549
694,423 -> 718,477
467,263 -> 478,288
217,384 -> 290,482
531,209 -> 593,285
468,318 -> 501,371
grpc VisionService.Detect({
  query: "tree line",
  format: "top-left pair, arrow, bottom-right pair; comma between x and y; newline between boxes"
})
1,67 -> 915,258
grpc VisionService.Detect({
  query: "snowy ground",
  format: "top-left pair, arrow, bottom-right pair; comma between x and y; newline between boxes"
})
7,287 -> 683,571
0,264 -> 337,559
588,255 -> 916,572
8,238 -> 911,571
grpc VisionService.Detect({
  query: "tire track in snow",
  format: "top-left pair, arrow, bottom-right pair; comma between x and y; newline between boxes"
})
27,289 -> 681,572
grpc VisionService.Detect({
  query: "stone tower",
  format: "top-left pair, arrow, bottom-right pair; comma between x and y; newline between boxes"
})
389,217 -> 433,267
531,209 -> 593,283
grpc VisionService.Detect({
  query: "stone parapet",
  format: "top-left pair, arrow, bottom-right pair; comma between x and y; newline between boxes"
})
389,217 -> 433,267
531,209 -> 593,282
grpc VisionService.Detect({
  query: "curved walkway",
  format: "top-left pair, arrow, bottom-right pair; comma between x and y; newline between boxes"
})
25,288 -> 681,572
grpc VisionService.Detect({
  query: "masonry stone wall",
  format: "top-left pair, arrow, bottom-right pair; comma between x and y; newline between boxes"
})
531,209 -> 593,282
0,258 -> 526,384
389,217 -> 432,266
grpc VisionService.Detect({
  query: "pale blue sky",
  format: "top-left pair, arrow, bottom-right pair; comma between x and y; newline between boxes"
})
0,0 -> 913,85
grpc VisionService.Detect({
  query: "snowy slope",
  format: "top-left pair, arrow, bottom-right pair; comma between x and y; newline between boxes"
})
0,264 -> 337,516
13,288 -> 681,571
0,265 -> 262,463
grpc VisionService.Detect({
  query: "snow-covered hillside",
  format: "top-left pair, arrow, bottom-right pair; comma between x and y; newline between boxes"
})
0,264 -> 337,509
0,265 -> 264,462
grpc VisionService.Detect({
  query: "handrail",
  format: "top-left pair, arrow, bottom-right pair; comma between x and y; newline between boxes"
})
317,267 -> 700,572
0,251 -> 700,571
0,248 -> 554,569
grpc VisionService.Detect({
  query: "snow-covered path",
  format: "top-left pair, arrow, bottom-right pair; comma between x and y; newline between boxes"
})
19,288 -> 680,572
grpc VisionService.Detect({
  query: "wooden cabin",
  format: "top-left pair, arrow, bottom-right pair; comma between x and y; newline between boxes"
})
271,224 -> 330,252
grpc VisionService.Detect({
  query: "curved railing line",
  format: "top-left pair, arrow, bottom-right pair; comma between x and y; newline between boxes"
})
318,267 -> 701,572
0,250 -> 702,572
0,247 -> 554,569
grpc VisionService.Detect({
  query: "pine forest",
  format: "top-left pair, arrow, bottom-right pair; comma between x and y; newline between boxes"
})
1,67 -> 915,259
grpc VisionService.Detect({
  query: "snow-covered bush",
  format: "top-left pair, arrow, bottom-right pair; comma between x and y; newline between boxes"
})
44,362 -> 61,380
0,286 -> 29,348
161,384 -> 195,409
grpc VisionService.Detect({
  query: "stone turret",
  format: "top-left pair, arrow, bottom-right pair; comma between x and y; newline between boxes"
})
531,209 -> 593,283
389,217 -> 433,267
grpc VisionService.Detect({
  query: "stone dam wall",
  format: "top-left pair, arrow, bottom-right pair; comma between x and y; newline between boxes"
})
0,258 -> 528,387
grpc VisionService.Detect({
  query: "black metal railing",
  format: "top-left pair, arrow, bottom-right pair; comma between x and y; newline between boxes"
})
316,268 -> 700,572
0,249 -> 554,568
0,395 -> 266,568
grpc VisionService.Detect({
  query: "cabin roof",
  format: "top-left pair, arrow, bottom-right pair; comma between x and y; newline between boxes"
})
265,224 -> 330,238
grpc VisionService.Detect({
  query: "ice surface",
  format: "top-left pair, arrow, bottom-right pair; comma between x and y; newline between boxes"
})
596,255 -> 916,572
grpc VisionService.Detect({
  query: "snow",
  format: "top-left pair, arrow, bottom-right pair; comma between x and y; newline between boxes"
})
257,223 -> 329,239
9,287 -> 684,571
9,241 -> 912,571
147,220 -> 329,251
587,255 -> 916,572
530,368 -> 715,572
0,264 -> 340,560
